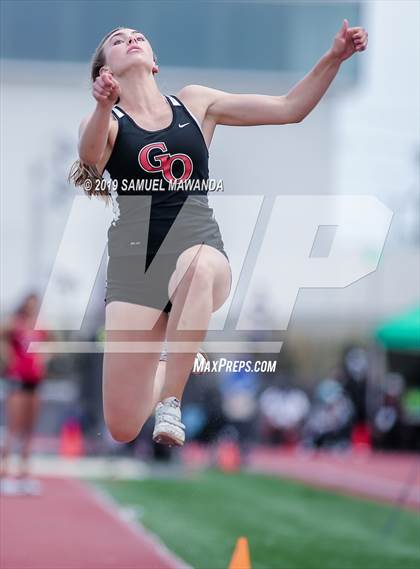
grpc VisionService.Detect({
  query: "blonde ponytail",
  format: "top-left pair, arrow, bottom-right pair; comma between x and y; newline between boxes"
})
68,160 -> 111,204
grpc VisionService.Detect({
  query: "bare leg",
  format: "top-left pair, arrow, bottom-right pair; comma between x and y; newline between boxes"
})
160,244 -> 231,402
103,302 -> 168,442
18,391 -> 41,479
0,389 -> 26,477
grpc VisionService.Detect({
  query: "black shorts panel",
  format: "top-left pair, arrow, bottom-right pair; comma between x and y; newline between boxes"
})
105,251 -> 176,313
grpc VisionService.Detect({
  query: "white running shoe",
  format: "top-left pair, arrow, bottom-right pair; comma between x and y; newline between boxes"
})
152,396 -> 185,447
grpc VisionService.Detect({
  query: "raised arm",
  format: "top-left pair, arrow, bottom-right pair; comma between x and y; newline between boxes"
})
178,19 -> 368,127
78,71 -> 120,167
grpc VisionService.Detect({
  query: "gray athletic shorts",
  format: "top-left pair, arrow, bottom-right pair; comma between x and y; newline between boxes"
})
104,196 -> 229,313
104,244 -> 229,314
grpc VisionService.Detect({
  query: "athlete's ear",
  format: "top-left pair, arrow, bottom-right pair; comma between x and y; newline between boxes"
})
152,54 -> 159,75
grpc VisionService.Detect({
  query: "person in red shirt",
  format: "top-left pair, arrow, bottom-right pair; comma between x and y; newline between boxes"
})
0,292 -> 52,494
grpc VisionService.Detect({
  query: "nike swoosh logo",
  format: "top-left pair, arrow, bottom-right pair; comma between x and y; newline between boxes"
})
179,122 -> 190,128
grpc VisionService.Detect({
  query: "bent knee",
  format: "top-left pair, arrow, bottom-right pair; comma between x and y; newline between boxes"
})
107,421 -> 144,443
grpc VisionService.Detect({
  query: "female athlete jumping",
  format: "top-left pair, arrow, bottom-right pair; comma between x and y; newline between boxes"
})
69,20 -> 367,447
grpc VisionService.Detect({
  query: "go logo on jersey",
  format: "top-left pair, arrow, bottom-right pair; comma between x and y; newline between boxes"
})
138,142 -> 193,183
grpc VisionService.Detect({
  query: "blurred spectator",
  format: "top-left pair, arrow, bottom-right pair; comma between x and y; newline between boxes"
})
218,362 -> 260,459
183,373 -> 224,444
302,378 -> 354,450
0,292 -> 53,495
338,346 -> 374,449
259,386 -> 310,445
373,372 -> 404,449
340,347 -> 369,423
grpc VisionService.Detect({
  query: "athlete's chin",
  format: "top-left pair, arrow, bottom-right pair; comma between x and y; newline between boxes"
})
122,59 -> 152,73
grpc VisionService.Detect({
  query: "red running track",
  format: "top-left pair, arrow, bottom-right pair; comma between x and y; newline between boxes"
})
182,444 -> 420,510
248,449 -> 420,510
0,477 -> 190,569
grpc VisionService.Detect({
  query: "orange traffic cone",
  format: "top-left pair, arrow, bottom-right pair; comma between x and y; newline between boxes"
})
228,537 -> 251,569
59,420 -> 84,458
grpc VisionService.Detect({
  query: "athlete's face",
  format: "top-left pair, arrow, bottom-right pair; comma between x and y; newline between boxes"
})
103,28 -> 155,76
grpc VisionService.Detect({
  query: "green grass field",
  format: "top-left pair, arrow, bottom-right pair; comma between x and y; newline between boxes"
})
94,468 -> 420,569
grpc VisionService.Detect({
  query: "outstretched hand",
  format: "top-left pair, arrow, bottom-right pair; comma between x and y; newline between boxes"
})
330,19 -> 368,62
93,71 -> 121,107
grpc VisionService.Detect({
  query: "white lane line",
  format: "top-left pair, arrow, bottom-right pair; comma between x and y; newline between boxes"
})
71,478 -> 193,569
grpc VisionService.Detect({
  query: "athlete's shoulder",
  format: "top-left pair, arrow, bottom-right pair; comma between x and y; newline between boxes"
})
176,85 -> 225,125
176,84 -> 219,105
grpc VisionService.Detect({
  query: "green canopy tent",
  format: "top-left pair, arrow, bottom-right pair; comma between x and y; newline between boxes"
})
375,306 -> 420,352
375,307 -> 420,443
